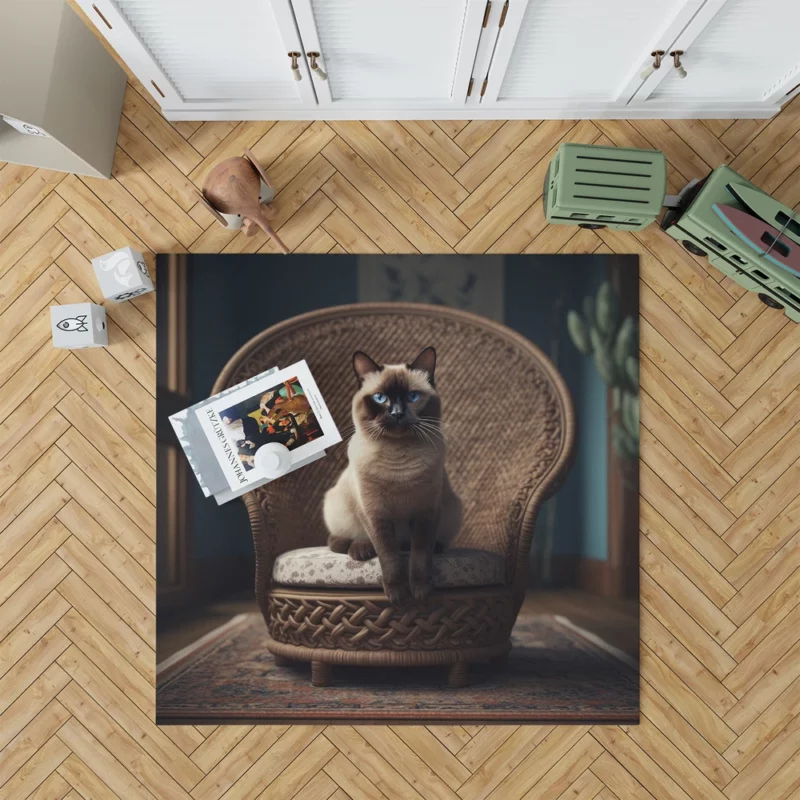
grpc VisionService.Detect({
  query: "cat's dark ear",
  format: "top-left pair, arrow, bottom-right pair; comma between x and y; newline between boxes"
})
353,351 -> 382,384
408,346 -> 436,383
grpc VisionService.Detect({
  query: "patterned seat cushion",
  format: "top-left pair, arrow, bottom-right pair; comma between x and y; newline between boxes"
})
272,546 -> 506,588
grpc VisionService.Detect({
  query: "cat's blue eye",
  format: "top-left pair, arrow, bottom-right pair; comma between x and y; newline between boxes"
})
407,391 -> 421,403
372,392 -> 388,404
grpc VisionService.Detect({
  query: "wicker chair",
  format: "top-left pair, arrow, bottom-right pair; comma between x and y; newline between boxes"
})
213,303 -> 575,687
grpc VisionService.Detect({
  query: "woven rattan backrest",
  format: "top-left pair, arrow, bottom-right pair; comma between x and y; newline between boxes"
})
214,303 -> 574,572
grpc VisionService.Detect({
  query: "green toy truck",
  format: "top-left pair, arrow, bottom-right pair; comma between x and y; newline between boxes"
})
544,142 -> 800,322
660,165 -> 800,322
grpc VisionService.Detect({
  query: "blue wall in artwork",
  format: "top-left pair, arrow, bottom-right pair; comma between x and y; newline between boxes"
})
504,257 -> 608,562
174,255 -> 608,565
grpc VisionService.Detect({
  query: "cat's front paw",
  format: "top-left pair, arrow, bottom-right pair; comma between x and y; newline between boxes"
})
348,539 -> 377,561
384,580 -> 411,606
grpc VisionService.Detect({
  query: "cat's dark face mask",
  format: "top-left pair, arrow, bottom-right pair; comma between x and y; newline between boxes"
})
351,348 -> 441,438
367,375 -> 415,431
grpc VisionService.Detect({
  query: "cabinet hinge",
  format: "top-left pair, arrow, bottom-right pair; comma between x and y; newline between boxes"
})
480,78 -> 488,97
499,0 -> 509,27
482,1 -> 492,27
467,78 -> 474,97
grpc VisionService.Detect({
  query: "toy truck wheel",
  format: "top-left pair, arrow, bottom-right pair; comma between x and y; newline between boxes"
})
758,293 -> 784,310
579,223 -> 606,230
682,240 -> 707,257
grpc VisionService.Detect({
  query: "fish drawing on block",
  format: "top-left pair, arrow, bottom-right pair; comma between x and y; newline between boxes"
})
56,315 -> 89,332
713,204 -> 800,276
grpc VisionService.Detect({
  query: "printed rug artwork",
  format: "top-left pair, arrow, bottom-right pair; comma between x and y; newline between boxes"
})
156,253 -> 640,725
157,612 -> 638,724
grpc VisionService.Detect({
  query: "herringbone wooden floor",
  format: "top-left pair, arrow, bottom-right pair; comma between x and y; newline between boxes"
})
2,47 -> 800,797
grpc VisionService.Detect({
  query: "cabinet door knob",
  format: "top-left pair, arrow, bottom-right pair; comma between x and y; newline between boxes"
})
640,50 -> 664,80
307,52 -> 328,81
288,52 -> 302,81
670,50 -> 687,79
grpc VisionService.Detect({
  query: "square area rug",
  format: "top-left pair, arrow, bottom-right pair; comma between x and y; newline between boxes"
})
156,253 -> 640,725
156,612 -> 638,725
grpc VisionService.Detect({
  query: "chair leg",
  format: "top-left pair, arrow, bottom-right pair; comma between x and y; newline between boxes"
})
447,662 -> 469,688
311,661 -> 333,687
273,654 -> 291,667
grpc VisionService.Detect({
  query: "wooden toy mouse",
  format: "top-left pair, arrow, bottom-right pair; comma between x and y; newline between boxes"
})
197,149 -> 289,254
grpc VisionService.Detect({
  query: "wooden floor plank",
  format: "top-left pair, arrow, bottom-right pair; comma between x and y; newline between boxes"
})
0,228 -> 68,317
0,193 -> 69,277
56,681 -> 192,800
111,148 -> 202,249
0,663 -> 70,754
56,752 -> 121,800
399,120 -> 469,175
454,121 -> 506,156
639,678 -> 737,790
328,121 -> 469,246
0,162 -> 36,206
591,726 -> 699,800
56,537 -> 154,644
56,571 -> 153,681
640,644 -> 737,752
454,119 -> 575,228
364,121 -> 469,210
322,173 -> 417,254
641,538 -> 736,645
121,86 -> 202,175
322,137 -> 454,253
0,443 -> 69,534
723,637 -> 800,734
453,121 -> 539,192
0,591 -> 70,683
639,356 -> 735,463
116,115 -> 201,212
642,571 -> 736,682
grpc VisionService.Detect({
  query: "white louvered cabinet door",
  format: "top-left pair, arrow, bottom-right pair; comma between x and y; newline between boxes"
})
480,0 -> 705,109
637,0 -> 800,107
75,0 -> 317,112
289,0 -> 487,108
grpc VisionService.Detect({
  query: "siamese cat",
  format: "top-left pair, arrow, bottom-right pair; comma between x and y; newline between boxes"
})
323,347 -> 462,604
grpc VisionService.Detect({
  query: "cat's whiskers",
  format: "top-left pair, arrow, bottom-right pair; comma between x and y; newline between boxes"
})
416,417 -> 445,431
339,423 -> 357,438
413,422 -> 439,449
415,419 -> 448,444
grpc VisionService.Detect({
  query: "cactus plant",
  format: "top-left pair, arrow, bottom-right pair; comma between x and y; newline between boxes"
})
567,280 -> 639,460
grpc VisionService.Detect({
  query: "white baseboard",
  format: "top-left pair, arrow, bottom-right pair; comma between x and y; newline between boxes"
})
162,103 -> 779,122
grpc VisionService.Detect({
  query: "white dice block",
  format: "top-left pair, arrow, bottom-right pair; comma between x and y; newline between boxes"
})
92,247 -> 154,302
50,303 -> 108,349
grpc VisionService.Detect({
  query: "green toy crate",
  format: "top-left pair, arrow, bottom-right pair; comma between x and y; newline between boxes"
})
661,164 -> 800,323
544,143 -> 667,231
